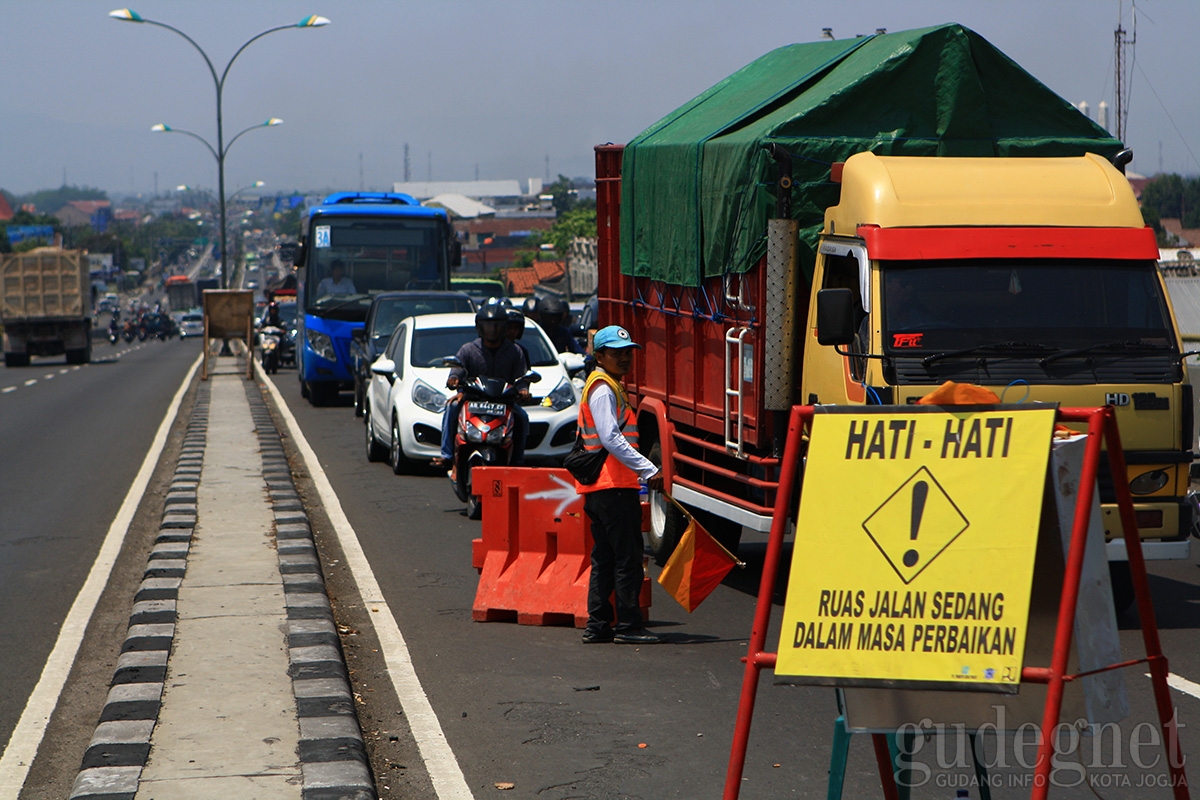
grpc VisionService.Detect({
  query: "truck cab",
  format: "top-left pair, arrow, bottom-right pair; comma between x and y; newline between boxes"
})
805,152 -> 1194,561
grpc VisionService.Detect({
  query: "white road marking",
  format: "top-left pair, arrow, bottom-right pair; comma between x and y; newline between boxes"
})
1,387 -> 15,394
0,352 -> 202,797
42,374 -> 54,380
257,363 -> 475,799
1148,672 -> 1200,701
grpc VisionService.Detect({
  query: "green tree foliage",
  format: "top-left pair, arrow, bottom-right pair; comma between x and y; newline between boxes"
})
1140,174 -> 1200,230
545,207 -> 596,258
15,185 -> 106,214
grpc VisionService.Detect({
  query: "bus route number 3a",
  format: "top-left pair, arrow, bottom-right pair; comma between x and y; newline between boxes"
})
314,225 -> 331,249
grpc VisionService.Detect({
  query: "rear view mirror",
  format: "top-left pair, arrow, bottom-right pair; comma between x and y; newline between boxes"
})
816,288 -> 857,346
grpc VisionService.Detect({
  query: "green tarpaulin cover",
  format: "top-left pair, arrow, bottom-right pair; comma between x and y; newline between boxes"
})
620,23 -> 1123,287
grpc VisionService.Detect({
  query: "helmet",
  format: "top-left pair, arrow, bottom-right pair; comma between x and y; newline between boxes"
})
505,307 -> 525,339
522,296 -> 540,317
538,295 -> 569,324
476,304 -> 507,324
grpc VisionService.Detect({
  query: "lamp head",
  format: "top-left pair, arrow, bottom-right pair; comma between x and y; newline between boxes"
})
151,123 -> 171,132
108,8 -> 144,22
265,118 -> 284,127
297,15 -> 330,27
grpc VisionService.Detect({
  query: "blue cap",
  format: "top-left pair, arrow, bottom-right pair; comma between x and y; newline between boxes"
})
593,325 -> 641,350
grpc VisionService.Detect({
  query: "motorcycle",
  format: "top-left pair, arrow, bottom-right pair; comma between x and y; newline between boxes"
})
108,319 -> 121,345
443,357 -> 540,519
259,325 -> 283,374
122,319 -> 137,343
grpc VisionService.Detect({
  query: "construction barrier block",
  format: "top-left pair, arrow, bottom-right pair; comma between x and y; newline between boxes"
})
471,466 -> 651,628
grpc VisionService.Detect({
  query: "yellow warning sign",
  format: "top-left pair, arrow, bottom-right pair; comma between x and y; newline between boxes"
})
775,405 -> 1055,691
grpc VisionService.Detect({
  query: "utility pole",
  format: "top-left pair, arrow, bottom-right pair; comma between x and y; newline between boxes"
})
1113,4 -> 1136,143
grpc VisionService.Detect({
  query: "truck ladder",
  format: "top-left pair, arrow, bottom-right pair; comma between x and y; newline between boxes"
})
724,326 -> 751,458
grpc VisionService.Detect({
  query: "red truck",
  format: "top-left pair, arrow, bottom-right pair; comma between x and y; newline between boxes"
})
595,24 -> 1195,582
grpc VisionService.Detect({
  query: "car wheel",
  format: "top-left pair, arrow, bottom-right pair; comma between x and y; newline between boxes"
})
364,400 -> 387,463
390,415 -> 412,475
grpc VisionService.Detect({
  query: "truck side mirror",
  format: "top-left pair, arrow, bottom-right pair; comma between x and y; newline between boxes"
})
816,288 -> 857,346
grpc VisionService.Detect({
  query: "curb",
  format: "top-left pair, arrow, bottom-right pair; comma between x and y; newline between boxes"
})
68,383 -> 210,800
244,380 -> 377,800
68,375 -> 377,800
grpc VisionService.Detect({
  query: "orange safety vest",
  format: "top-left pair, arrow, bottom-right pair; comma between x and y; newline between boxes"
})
576,369 -> 641,493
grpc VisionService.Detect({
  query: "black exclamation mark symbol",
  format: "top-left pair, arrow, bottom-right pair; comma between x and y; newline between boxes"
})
903,480 -> 928,568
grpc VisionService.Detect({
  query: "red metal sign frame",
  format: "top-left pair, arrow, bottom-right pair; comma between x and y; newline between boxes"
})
723,405 -> 1189,800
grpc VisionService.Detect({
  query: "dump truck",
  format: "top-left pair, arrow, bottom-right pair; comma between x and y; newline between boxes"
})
595,24 -> 1194,601
1,247 -> 92,366
164,274 -> 197,312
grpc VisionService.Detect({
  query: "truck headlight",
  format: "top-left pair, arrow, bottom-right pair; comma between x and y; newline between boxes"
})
305,329 -> 336,362
547,379 -> 576,411
412,380 -> 447,413
1129,469 -> 1170,495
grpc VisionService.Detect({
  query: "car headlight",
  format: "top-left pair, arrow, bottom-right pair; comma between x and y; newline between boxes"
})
547,379 -> 576,411
412,380 -> 447,413
305,329 -> 336,362
1129,469 -> 1170,495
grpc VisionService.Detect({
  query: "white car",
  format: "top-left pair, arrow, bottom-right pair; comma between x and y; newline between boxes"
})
178,312 -> 204,339
364,312 -> 579,472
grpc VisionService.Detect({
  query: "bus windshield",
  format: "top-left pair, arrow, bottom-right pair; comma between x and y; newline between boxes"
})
304,215 -> 447,318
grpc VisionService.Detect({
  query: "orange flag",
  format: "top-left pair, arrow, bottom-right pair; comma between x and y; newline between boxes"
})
656,505 -> 741,612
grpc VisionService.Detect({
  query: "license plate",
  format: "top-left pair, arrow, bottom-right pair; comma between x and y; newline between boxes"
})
468,401 -> 507,417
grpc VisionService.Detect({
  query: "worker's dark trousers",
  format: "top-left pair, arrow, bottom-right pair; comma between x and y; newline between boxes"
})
583,488 -> 645,633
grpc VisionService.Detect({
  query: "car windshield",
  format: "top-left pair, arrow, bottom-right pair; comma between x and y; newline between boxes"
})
411,326 -> 478,367
409,324 -> 559,369
881,259 -> 1175,355
371,296 -> 474,340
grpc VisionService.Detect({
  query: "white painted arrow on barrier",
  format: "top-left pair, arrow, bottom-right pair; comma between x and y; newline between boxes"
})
525,474 -> 582,517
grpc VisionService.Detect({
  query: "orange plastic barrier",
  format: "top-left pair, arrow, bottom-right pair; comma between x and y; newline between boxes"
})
471,466 -> 651,628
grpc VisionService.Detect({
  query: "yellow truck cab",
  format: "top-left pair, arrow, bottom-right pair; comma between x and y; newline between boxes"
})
807,152 -> 1195,564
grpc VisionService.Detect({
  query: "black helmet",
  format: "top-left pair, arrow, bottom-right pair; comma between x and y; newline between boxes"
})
476,304 -> 507,324
505,307 -> 525,339
539,295 -> 568,316
522,296 -> 540,316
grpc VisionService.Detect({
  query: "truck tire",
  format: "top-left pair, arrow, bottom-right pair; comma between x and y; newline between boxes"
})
4,352 -> 30,368
648,486 -> 688,565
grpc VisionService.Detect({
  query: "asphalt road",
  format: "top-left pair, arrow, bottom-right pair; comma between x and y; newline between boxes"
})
270,375 -> 1200,799
0,338 -> 200,757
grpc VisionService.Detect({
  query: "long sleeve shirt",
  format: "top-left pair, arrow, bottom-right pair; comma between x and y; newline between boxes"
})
450,338 -> 530,391
586,381 -> 657,481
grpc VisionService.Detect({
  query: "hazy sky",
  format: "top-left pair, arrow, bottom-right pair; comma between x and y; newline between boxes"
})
3,1 -> 1197,198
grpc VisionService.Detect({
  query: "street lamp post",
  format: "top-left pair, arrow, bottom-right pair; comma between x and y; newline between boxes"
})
177,181 -> 264,279
110,8 -> 328,288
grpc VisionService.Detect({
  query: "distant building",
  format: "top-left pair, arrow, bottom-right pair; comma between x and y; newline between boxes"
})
53,200 -> 112,231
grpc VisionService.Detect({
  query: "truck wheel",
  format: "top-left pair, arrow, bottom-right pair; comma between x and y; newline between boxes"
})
648,486 -> 687,565
4,352 -> 30,368
1109,560 -> 1136,615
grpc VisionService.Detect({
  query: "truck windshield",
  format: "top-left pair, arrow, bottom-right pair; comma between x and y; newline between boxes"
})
304,216 -> 447,319
881,259 -> 1175,357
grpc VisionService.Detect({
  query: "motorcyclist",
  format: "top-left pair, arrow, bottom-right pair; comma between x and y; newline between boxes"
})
537,295 -> 585,355
435,304 -> 532,468
521,296 -> 541,326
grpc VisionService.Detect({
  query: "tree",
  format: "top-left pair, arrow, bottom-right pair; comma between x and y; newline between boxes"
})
544,207 -> 597,258
1140,173 -> 1200,231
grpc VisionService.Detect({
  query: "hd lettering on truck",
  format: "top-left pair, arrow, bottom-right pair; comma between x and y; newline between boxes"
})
595,25 -> 1193,608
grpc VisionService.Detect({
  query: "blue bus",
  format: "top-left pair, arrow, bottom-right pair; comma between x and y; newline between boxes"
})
294,192 -> 460,405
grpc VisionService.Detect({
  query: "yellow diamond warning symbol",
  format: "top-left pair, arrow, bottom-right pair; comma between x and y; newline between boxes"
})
862,466 -> 968,584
